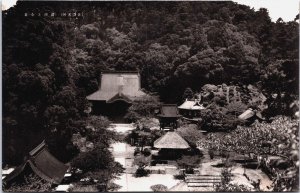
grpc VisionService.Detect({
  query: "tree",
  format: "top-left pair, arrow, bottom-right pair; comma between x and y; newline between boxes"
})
261,60 -> 299,118
125,95 -> 160,122
71,115 -> 124,190
177,124 -> 203,147
182,87 -> 194,101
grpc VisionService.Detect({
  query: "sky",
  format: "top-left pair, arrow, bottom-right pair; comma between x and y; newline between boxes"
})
232,0 -> 299,22
1,0 -> 300,22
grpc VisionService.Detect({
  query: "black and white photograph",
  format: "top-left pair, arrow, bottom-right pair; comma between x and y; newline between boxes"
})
2,0 -> 299,192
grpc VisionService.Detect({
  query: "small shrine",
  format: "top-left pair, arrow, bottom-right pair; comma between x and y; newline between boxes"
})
178,99 -> 205,119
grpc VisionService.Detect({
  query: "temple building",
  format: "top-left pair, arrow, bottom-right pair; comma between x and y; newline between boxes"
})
153,131 -> 190,160
178,99 -> 205,120
3,141 -> 69,187
157,104 -> 181,130
87,71 -> 146,122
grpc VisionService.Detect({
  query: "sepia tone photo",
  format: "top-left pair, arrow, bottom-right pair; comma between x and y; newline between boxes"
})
2,0 -> 299,192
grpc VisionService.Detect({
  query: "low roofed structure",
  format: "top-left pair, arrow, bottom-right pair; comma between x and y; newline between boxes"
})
178,99 -> 205,111
3,141 -> 69,186
238,108 -> 264,125
238,108 -> 256,120
178,99 -> 205,120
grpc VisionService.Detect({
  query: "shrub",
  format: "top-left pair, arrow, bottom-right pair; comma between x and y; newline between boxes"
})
185,167 -> 194,174
173,174 -> 185,180
177,155 -> 202,172
134,166 -> 149,177
150,184 -> 168,192
69,184 -> 98,192
143,148 -> 151,157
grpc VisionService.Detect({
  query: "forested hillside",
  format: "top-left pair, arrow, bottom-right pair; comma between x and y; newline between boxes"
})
2,1 -> 298,165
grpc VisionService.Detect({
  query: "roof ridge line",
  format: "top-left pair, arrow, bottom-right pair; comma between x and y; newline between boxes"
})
29,140 -> 46,156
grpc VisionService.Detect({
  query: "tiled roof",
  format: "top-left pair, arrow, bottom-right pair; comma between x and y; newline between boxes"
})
178,100 -> 205,110
87,72 -> 146,101
4,141 -> 69,185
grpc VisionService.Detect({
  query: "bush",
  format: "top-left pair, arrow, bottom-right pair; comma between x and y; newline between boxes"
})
177,155 -> 202,171
185,167 -> 194,174
150,184 -> 168,192
69,184 -> 98,192
173,174 -> 185,180
143,148 -> 151,157
134,166 -> 149,177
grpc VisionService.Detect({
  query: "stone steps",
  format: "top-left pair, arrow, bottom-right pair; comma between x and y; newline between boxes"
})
185,175 -> 222,188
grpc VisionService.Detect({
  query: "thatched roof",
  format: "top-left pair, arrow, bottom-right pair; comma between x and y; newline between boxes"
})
178,100 -> 205,110
154,132 -> 190,149
87,72 -> 146,102
158,104 -> 181,118
4,141 -> 69,185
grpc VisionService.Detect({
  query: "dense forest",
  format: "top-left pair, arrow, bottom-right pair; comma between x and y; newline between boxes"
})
2,0 -> 298,169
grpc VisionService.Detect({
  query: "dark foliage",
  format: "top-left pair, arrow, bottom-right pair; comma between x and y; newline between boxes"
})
134,166 -> 149,177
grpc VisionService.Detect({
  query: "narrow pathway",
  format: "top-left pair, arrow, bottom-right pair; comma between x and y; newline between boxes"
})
109,124 -> 135,191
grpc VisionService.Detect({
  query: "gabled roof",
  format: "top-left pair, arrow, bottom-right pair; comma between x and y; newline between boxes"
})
4,141 -> 69,185
87,72 -> 146,102
238,108 -> 263,120
158,104 -> 181,118
107,92 -> 132,104
238,109 -> 255,120
178,100 -> 205,110
154,132 -> 190,149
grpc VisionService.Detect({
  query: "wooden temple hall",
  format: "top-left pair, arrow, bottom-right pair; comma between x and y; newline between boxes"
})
178,99 -> 205,121
87,71 -> 146,122
157,104 -> 181,130
3,141 -> 69,187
